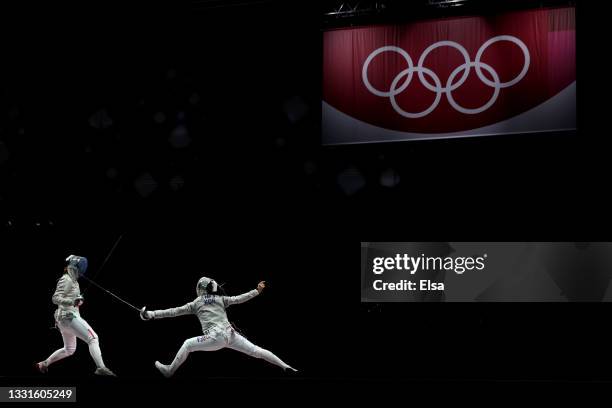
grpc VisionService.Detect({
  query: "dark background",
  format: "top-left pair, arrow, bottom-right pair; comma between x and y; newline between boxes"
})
1,0 -> 612,403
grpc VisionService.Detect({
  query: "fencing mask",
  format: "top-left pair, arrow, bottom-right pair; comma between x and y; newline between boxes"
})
65,255 -> 88,278
196,276 -> 218,296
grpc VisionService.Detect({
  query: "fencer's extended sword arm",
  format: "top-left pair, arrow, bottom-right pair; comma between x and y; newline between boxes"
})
150,301 -> 195,319
222,289 -> 259,307
52,276 -> 76,307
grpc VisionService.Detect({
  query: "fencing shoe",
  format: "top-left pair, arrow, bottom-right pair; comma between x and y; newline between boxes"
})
155,361 -> 172,378
94,367 -> 117,377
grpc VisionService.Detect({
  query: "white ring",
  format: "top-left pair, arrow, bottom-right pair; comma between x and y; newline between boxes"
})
362,46 -> 414,97
389,67 -> 443,119
446,62 -> 501,115
474,35 -> 530,88
417,40 -> 471,92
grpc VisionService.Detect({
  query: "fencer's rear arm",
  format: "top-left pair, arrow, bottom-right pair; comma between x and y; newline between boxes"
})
52,276 -> 76,307
151,301 -> 196,319
223,289 -> 259,307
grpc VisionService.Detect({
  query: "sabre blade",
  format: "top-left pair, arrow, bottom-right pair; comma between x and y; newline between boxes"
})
82,233 -> 124,295
80,274 -> 141,312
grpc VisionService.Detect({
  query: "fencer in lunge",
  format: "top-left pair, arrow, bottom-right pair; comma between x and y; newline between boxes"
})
140,278 -> 297,377
36,255 -> 116,376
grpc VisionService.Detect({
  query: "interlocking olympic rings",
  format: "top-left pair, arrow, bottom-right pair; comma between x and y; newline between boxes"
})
361,35 -> 530,118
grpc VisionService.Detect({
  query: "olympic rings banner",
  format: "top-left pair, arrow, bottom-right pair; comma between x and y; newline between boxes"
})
323,7 -> 576,144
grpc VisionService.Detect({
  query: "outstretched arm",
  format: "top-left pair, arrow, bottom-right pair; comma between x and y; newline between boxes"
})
143,301 -> 195,320
223,281 -> 265,307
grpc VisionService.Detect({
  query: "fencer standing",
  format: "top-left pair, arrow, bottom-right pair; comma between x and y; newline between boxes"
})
36,255 -> 116,376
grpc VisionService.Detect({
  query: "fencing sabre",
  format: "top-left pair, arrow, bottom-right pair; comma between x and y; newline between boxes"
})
79,274 -> 142,313
79,233 -> 142,312
82,233 -> 124,296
